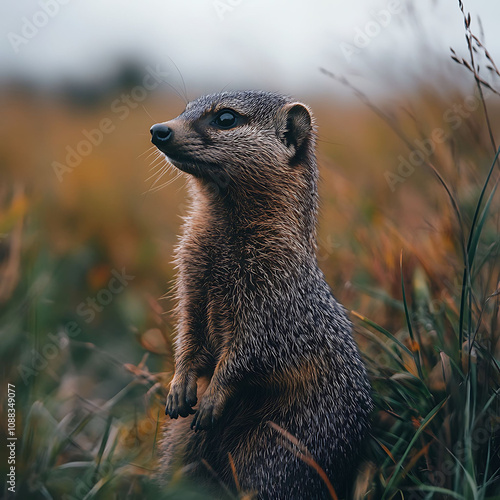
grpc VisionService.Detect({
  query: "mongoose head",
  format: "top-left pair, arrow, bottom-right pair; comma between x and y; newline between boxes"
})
150,91 -> 316,197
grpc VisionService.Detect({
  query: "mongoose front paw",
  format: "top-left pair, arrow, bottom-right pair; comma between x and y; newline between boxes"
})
165,374 -> 198,419
190,393 -> 224,432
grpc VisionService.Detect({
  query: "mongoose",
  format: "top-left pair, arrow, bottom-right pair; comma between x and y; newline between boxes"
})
150,91 -> 372,499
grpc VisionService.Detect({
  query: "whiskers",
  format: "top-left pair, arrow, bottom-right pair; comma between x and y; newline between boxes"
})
137,145 -> 156,159
143,149 -> 183,194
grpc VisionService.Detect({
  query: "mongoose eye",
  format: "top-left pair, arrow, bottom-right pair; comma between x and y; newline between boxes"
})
212,110 -> 238,129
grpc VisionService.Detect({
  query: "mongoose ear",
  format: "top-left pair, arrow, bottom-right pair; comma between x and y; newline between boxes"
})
279,102 -> 313,151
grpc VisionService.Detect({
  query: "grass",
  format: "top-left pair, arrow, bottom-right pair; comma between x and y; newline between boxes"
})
344,7 -> 500,495
1,3 -> 500,499
353,147 -> 500,499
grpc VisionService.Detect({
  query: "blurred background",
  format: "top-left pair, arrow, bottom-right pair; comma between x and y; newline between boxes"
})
1,0 -> 499,498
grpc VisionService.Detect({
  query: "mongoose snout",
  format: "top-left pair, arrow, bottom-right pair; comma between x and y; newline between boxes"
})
150,123 -> 173,149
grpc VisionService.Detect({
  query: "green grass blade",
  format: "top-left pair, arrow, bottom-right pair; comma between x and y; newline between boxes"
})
357,329 -> 408,370
468,180 -> 499,266
352,310 -> 413,357
382,398 -> 448,498
96,415 -> 113,474
412,485 -> 466,500
466,146 -> 500,256
459,146 -> 500,355
400,252 -> 425,380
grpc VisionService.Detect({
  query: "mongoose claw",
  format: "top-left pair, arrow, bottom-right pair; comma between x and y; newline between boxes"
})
190,394 -> 223,432
190,409 -> 210,432
165,376 -> 197,419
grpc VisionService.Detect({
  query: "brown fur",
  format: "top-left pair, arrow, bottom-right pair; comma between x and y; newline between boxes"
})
152,91 -> 372,499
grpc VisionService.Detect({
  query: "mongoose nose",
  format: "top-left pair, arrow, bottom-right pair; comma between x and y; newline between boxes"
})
150,123 -> 173,146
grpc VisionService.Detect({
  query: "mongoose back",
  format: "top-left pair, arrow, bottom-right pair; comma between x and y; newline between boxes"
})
150,91 -> 372,499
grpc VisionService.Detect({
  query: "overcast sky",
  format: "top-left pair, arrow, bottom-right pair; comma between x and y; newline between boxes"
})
1,0 -> 499,96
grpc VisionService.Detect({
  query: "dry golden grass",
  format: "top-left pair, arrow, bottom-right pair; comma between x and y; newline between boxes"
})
1,22 -> 499,495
